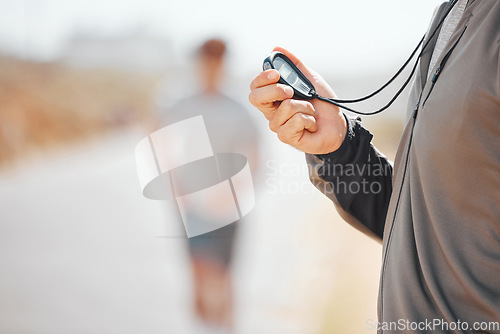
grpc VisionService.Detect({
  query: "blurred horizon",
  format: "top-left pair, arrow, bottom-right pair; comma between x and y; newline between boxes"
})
0,0 -> 443,76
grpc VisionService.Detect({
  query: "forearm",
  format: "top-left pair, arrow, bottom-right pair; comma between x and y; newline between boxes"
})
307,116 -> 393,241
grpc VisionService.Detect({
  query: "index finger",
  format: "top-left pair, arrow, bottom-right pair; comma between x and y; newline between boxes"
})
250,69 -> 280,91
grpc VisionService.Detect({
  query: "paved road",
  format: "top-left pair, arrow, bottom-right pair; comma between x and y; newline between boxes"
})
0,127 -> 380,334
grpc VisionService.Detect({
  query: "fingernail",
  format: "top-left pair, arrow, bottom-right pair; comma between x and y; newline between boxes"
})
284,86 -> 294,97
268,71 -> 279,80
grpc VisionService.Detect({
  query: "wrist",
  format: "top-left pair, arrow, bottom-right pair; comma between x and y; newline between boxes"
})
332,112 -> 348,152
317,112 -> 348,155
315,115 -> 371,164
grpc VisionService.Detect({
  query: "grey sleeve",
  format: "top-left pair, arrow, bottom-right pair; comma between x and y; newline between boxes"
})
306,116 -> 393,241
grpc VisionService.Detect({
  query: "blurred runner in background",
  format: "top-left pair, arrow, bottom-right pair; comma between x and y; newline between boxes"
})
158,39 -> 261,334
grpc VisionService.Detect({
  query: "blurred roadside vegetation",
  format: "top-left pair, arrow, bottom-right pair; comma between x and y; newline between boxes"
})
0,56 -> 160,166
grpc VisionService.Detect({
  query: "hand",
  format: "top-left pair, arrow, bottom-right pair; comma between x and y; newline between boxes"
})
249,47 -> 347,155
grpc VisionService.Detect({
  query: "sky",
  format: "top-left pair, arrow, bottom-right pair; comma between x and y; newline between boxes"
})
0,0 -> 444,76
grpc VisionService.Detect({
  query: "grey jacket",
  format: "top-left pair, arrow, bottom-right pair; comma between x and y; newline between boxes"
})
307,1 -> 500,332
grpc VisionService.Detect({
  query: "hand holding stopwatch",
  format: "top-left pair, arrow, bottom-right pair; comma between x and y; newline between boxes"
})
263,52 -> 317,100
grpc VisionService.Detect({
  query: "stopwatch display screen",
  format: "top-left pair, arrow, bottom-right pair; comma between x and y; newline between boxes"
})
273,58 -> 298,85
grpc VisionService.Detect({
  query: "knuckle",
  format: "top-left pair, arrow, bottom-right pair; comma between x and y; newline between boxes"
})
249,76 -> 258,90
269,120 -> 277,133
280,98 -> 293,112
263,111 -> 273,121
276,129 -> 287,143
306,102 -> 315,114
290,113 -> 303,127
300,113 -> 311,122
279,85 -> 291,99
250,71 -> 264,90
248,91 -> 255,105
248,91 -> 261,107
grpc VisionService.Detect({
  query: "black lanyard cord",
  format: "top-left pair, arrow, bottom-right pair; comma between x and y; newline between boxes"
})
330,34 -> 425,104
318,0 -> 459,115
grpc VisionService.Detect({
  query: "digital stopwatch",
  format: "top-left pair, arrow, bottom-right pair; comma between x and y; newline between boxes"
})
263,52 -> 316,100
